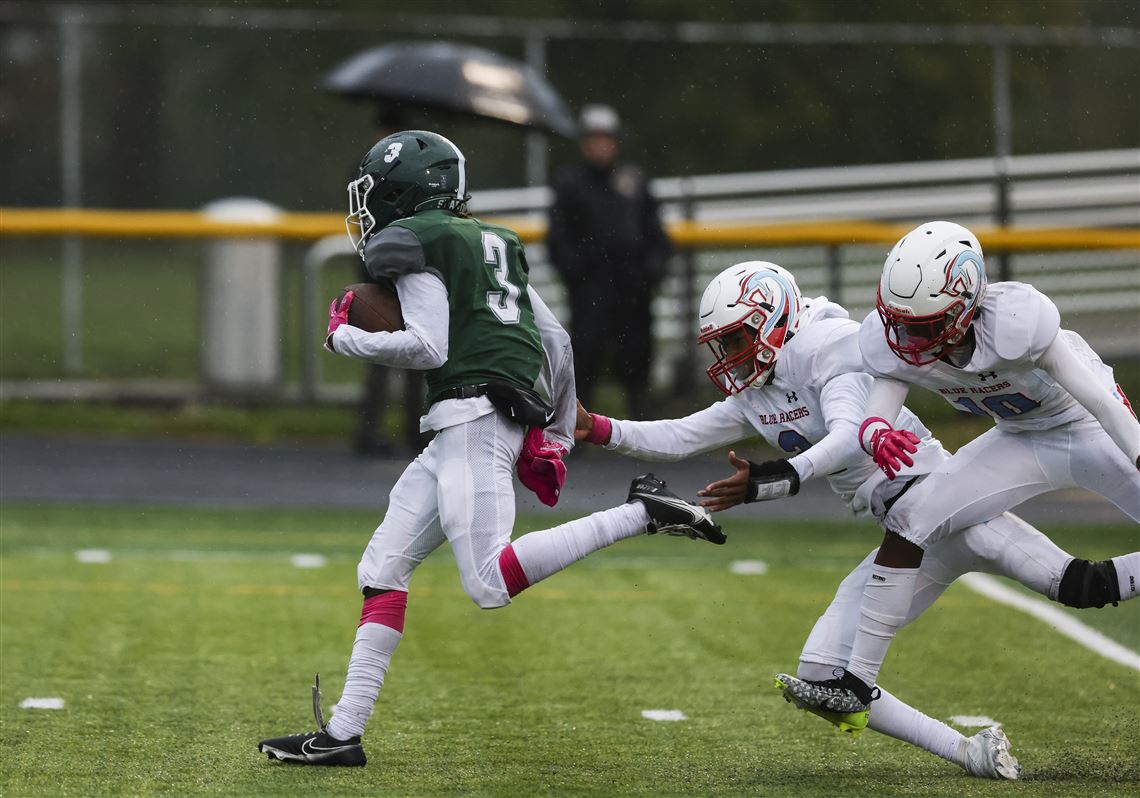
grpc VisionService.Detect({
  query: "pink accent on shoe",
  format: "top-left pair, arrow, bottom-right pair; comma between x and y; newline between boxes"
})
498,544 -> 531,597
585,414 -> 612,445
359,590 -> 407,633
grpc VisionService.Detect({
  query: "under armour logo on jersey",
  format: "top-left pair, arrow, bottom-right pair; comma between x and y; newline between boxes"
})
786,392 -> 798,403
978,371 -> 998,381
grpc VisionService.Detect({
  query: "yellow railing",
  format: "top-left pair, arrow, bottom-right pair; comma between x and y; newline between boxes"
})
1,207 -> 1138,251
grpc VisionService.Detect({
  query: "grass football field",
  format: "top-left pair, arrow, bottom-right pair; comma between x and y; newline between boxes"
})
1,504 -> 1137,797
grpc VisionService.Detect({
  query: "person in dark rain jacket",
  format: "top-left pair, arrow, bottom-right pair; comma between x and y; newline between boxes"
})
547,104 -> 672,419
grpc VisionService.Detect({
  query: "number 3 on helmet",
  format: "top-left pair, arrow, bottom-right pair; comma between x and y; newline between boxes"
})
877,221 -> 987,366
345,130 -> 471,258
698,262 -> 804,395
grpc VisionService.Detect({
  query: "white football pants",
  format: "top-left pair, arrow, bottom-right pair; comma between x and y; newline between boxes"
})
883,418 -> 1140,549
799,511 -> 1071,672
356,410 -> 523,608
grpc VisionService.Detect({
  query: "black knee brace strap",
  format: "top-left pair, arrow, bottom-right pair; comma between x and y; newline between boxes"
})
1058,559 -> 1120,609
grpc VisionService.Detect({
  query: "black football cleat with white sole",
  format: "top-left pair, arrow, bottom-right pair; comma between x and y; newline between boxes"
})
258,729 -> 366,767
628,473 -> 726,544
258,673 -> 366,766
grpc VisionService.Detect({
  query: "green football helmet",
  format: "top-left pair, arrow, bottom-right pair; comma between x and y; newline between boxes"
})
345,130 -> 471,256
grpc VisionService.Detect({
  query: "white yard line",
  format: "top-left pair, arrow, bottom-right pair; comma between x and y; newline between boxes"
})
641,709 -> 687,721
33,547 -> 350,564
730,559 -> 769,575
290,554 -> 328,569
75,549 -> 111,563
20,697 -> 64,709
959,572 -> 1140,672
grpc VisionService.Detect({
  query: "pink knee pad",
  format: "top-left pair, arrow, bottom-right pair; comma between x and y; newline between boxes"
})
359,590 -> 408,633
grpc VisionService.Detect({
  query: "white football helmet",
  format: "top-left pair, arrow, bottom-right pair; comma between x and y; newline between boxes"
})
877,221 -> 986,366
698,262 -> 803,395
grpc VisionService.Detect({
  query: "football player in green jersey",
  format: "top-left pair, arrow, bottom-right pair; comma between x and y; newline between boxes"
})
258,130 -> 725,766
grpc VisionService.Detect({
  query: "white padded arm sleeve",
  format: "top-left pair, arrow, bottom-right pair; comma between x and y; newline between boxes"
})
528,285 -> 576,450
329,272 -> 449,369
609,400 -> 757,461
1037,334 -> 1140,465
789,372 -> 873,481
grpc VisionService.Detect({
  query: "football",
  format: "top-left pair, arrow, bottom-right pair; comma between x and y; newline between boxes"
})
343,282 -> 404,333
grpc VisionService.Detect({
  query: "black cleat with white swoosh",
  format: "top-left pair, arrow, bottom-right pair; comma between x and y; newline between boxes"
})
628,473 -> 726,545
258,729 -> 366,766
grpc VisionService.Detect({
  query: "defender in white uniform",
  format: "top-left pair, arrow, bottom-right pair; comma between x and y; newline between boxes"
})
576,261 -> 1123,778
777,221 -> 1140,726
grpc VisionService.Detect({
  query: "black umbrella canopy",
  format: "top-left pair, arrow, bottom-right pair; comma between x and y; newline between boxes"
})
325,41 -> 578,139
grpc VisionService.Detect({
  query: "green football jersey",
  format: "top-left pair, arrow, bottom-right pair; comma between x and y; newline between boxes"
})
366,210 -> 544,404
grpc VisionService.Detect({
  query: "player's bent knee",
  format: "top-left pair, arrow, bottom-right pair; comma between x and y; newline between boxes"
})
470,592 -> 510,610
1058,558 -> 1120,609
460,577 -> 510,610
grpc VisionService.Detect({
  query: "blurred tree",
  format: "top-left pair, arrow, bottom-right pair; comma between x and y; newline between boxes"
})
0,0 -> 1135,209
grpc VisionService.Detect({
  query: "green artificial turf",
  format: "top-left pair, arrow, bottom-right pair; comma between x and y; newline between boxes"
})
1,505 -> 1137,796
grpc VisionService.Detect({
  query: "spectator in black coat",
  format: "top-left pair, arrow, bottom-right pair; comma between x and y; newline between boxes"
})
547,105 -> 671,420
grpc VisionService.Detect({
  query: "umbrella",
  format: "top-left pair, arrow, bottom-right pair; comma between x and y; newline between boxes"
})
324,41 -> 577,138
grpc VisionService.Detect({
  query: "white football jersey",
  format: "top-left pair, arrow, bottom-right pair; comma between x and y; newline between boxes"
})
608,299 -> 944,515
859,281 -> 1114,432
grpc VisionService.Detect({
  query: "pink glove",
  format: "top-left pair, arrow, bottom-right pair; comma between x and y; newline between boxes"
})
861,417 -> 920,481
517,426 -> 568,507
328,290 -> 354,337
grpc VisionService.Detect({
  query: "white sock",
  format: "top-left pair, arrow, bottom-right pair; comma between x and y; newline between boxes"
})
868,686 -> 966,766
509,502 -> 650,585
325,623 -> 403,741
1112,552 -> 1139,601
845,565 -> 918,688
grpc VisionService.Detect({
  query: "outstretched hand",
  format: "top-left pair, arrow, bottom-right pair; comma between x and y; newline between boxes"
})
696,450 -> 751,512
574,399 -> 593,442
575,399 -> 612,445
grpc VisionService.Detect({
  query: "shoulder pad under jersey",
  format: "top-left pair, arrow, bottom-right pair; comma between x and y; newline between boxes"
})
987,282 -> 1061,362
781,315 -> 863,389
858,309 -> 908,378
363,225 -> 432,283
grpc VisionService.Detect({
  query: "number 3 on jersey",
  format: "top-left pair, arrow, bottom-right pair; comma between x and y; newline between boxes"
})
482,231 -> 521,324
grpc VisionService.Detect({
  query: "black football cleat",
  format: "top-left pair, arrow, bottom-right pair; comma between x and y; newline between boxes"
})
258,673 -> 366,766
258,729 -> 366,767
628,473 -> 726,544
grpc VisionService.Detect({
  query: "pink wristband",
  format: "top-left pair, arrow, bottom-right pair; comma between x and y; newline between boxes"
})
585,413 -> 612,445
858,416 -> 891,455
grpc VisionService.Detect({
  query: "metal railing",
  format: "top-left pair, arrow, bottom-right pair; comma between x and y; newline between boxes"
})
297,151 -> 1137,398
1,149 -> 1137,402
